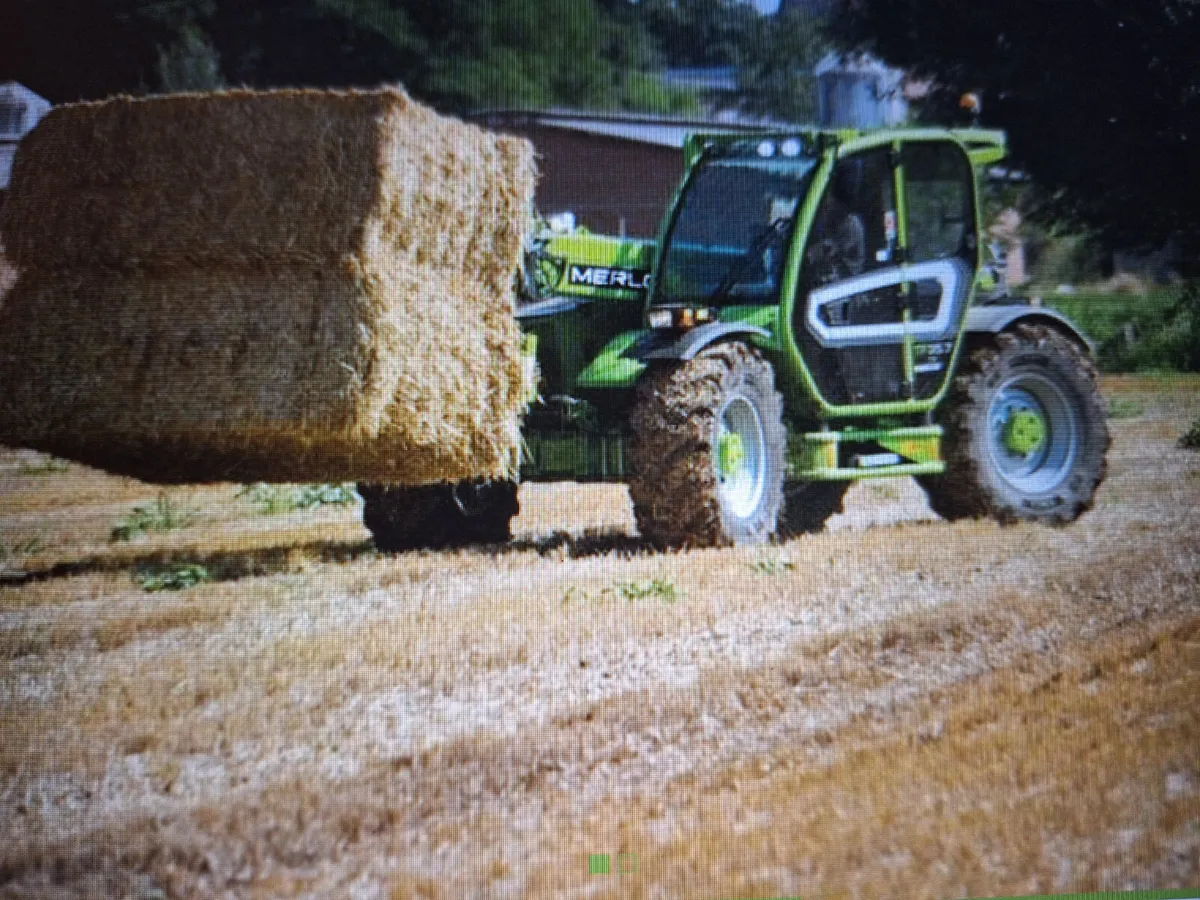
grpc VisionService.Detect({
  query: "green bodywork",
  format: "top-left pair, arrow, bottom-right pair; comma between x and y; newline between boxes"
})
518,127 -> 1012,484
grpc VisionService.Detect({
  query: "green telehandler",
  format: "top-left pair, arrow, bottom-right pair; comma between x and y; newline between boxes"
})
358,126 -> 1109,550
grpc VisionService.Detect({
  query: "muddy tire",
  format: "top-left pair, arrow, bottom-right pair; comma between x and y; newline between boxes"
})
919,324 -> 1109,524
629,342 -> 786,548
358,480 -> 519,552
779,480 -> 850,537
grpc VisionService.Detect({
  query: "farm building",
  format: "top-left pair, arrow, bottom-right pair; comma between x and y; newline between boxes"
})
469,110 -> 789,238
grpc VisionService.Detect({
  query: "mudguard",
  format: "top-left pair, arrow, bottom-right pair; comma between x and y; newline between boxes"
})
965,304 -> 1095,354
574,323 -> 771,390
635,322 -> 772,362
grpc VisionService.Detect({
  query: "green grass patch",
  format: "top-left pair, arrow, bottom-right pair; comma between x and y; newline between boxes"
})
111,493 -> 198,543
16,455 -> 70,475
1106,397 -> 1145,420
0,535 -> 47,563
750,552 -> 797,575
236,483 -> 359,515
564,577 -> 681,605
134,563 -> 213,592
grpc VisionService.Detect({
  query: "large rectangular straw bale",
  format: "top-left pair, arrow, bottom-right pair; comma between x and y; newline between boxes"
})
0,88 -> 536,485
1,88 -> 530,282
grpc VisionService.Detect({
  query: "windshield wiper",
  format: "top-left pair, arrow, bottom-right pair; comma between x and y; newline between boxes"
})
709,217 -> 791,302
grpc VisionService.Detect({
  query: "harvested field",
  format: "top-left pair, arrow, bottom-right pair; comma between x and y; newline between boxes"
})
0,374 -> 1198,899
0,88 -> 536,486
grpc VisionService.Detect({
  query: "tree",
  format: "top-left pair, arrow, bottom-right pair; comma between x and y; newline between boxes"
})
830,0 -> 1200,270
635,0 -> 758,68
0,0 -> 696,115
738,5 -> 829,122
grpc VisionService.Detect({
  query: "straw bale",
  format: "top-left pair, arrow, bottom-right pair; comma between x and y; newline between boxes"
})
1,88 -> 532,281
0,88 -> 536,485
0,265 -> 527,484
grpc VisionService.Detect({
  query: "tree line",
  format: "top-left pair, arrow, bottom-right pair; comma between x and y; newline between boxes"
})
3,0 -> 1197,277
0,0 -> 830,119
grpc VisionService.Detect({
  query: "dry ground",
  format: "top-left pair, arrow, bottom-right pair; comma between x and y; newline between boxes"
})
0,375 -> 1198,900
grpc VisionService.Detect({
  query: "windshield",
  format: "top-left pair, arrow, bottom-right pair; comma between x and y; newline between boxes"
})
656,154 -> 818,306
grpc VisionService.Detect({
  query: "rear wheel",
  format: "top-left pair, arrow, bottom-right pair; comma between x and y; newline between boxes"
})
629,343 -> 786,548
358,480 -> 519,552
919,324 -> 1108,524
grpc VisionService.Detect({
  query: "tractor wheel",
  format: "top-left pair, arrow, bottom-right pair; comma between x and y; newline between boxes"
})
919,324 -> 1109,524
358,480 -> 519,552
779,480 -> 850,537
629,342 -> 786,548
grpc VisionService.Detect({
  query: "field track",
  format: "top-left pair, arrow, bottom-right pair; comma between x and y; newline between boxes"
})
1,375 -> 1198,899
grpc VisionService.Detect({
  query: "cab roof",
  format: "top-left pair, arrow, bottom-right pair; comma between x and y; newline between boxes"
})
685,127 -> 1007,170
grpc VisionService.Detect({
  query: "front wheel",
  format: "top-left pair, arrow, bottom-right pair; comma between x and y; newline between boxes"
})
629,343 -> 787,548
919,324 -> 1109,524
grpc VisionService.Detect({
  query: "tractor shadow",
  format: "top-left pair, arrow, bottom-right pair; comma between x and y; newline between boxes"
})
1,538 -> 378,587
500,527 -> 655,559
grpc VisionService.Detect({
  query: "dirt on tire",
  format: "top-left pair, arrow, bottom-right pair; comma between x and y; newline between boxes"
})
920,323 -> 1110,524
628,342 -> 786,548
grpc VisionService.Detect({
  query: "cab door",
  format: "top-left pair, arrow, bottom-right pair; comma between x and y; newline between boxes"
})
897,140 -> 979,399
794,146 -> 907,405
795,139 -> 978,407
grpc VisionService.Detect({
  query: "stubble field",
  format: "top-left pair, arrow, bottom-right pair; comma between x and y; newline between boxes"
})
1,375 -> 1198,899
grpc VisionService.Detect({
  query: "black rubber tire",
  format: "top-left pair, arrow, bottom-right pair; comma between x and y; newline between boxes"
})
779,479 -> 850,537
357,480 -> 519,552
629,342 -> 787,548
919,324 -> 1109,524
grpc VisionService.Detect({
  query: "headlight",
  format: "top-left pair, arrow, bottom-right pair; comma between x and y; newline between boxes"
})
648,307 -> 714,329
648,309 -> 673,329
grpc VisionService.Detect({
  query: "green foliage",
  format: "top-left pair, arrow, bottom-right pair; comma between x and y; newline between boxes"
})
1180,418 -> 1200,451
5,0 -> 832,117
563,577 -> 680,604
135,563 -> 212,592
1026,234 -> 1107,287
1106,397 -> 1144,420
16,455 -> 70,476
617,72 -> 703,116
236,482 -> 359,515
110,493 -> 197,543
635,0 -> 757,68
736,6 -> 827,122
614,578 -> 679,602
155,23 -> 225,91
750,552 -> 796,575
0,535 -> 47,563
1044,288 -> 1200,373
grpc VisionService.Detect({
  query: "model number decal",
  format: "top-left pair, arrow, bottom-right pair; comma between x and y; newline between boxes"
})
569,266 -> 651,290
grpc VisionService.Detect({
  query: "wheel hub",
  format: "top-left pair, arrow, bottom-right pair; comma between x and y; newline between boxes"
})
987,375 -> 1079,494
718,431 -> 747,478
714,395 -> 766,520
1002,408 -> 1047,456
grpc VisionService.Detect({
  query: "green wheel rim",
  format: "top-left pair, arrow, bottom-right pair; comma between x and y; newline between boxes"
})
714,395 -> 766,519
987,374 -> 1079,494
